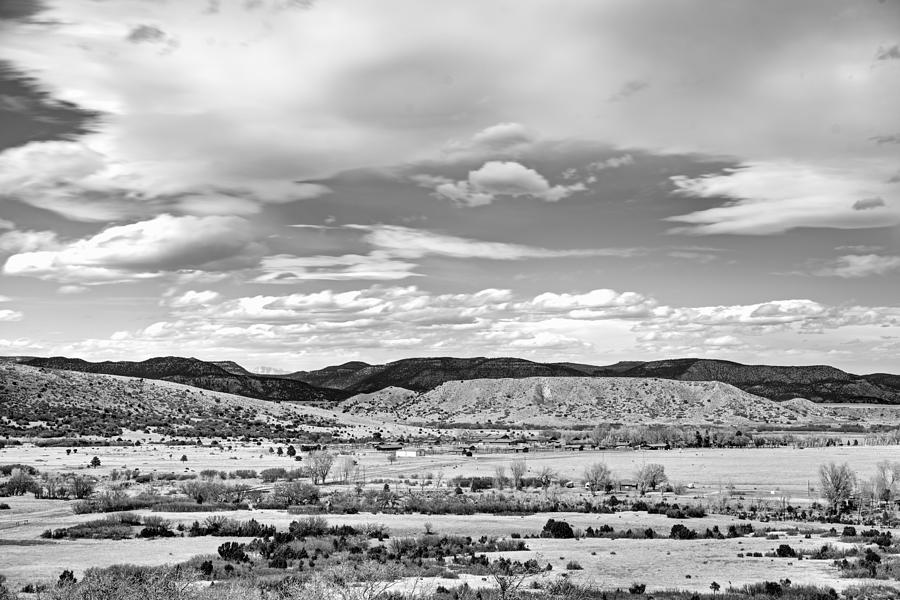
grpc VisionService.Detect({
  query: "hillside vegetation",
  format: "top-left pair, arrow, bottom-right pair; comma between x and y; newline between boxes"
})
0,363 -> 402,439
338,376 -> 846,427
296,356 -> 900,404
289,357 -> 590,393
20,356 -> 349,403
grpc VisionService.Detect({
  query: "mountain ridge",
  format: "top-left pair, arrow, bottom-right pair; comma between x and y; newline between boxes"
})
11,354 -> 900,405
18,356 -> 351,403
293,356 -> 900,404
337,376 -> 847,427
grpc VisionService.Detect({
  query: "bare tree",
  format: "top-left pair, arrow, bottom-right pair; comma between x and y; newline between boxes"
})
433,469 -> 445,489
70,475 -> 96,499
309,451 -> 336,485
819,462 -> 856,516
385,451 -> 397,465
583,461 -> 612,495
6,469 -> 34,495
338,456 -> 358,484
272,481 -> 320,506
873,460 -> 900,504
589,424 -> 610,447
537,466 -> 555,492
636,463 -> 667,494
493,465 -> 508,490
510,458 -> 527,490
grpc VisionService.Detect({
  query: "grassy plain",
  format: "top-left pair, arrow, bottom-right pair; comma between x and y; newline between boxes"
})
3,443 -> 900,593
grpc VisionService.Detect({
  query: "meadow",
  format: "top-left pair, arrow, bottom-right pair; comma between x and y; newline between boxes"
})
2,441 -> 900,597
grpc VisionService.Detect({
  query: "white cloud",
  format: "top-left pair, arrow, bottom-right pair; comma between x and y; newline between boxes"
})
812,254 -> 900,278
703,335 -> 743,347
3,214 -> 260,283
0,229 -> 60,253
668,161 -> 900,235
0,0 -> 895,229
256,225 -> 641,283
168,290 -> 222,308
256,252 -> 419,283
358,225 -> 634,260
588,154 -> 634,170
0,140 -> 331,221
440,122 -> 537,158
429,161 -> 586,206
0,309 -> 23,322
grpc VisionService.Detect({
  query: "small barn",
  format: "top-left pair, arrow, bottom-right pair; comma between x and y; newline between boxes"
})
397,448 -> 426,458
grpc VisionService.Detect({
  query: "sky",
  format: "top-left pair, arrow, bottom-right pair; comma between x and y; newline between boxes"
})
0,0 -> 899,374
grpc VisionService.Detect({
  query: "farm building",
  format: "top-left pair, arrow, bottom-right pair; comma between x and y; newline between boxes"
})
397,448 -> 426,457
372,443 -> 404,452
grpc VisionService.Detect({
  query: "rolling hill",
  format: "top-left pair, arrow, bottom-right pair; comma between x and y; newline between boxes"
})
295,356 -> 900,404
338,376 -> 846,427
287,357 -> 590,393
599,358 -> 900,404
0,363 -> 417,440
19,356 -> 350,403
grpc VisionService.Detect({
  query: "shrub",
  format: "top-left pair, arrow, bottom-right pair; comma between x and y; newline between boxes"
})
670,524 -> 696,540
260,468 -> 288,483
629,582 -> 646,595
542,519 -> 575,539
289,516 -> 329,538
776,544 -> 797,558
217,542 -> 249,562
565,560 -> 583,570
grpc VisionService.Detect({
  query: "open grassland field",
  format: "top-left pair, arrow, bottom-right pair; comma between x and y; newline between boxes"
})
3,443 -> 900,595
1,496 -> 897,594
3,443 -> 898,496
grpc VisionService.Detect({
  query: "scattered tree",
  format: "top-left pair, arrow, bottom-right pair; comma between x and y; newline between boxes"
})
583,461 -> 612,495
89,456 -> 101,468
819,462 -> 856,515
338,456 -> 357,484
636,463 -> 667,493
308,451 -> 335,485
537,466 -> 556,492
510,458 -> 527,490
493,465 -> 508,489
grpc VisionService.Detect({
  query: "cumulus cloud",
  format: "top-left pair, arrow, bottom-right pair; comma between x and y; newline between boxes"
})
0,0 -> 895,224
668,162 -> 900,234
0,229 -> 60,253
56,282 -> 900,371
440,122 -> 537,158
425,161 -> 586,206
588,154 -> 634,170
524,289 -> 657,319
167,290 -> 222,308
3,214 -> 261,283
